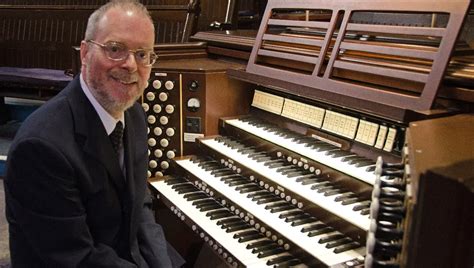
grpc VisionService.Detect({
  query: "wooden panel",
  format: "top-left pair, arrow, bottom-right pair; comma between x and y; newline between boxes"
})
0,4 -> 194,71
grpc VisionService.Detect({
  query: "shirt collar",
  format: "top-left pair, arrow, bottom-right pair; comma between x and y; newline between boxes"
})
79,74 -> 125,135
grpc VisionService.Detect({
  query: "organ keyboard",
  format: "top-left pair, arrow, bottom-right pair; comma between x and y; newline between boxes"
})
148,0 -> 474,266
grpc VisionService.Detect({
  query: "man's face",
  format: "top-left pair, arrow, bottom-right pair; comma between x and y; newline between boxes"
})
81,7 -> 155,117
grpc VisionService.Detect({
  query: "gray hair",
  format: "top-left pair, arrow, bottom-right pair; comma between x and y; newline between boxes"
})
84,0 -> 153,40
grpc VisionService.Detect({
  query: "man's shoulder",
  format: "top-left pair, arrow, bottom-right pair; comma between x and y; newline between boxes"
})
15,94 -> 73,143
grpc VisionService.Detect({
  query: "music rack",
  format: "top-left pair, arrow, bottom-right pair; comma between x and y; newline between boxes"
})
227,0 -> 472,123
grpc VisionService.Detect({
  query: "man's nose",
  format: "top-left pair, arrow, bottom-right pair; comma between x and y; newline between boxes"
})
121,52 -> 138,71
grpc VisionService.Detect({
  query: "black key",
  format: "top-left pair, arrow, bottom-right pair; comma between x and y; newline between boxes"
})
274,259 -> 303,267
235,231 -> 263,243
171,183 -> 193,190
310,181 -> 332,190
280,167 -> 300,176
165,177 -> 188,185
341,155 -> 364,163
301,223 -> 326,233
266,255 -> 294,266
246,239 -> 273,250
284,213 -> 308,223
264,201 -> 289,210
291,217 -> 317,227
207,210 -> 233,220
334,192 -> 356,202
268,203 -> 294,213
300,177 -> 325,185
333,241 -> 361,253
319,233 -> 345,244
183,192 -> 207,201
324,188 -> 344,196
263,159 -> 286,167
341,197 -> 361,205
275,165 -> 295,173
198,203 -> 221,212
249,192 -> 275,202
257,247 -> 285,258
192,199 -> 217,206
219,174 -> 241,182
210,168 -> 232,175
326,150 -> 353,158
354,161 -> 375,168
225,223 -> 249,233
326,237 -> 352,249
217,217 -> 241,227
278,210 -> 300,219
307,226 -> 334,237
228,179 -> 249,187
266,161 -> 288,168
360,208 -> 371,215
251,242 -> 276,254
236,184 -> 261,193
346,157 -> 369,165
285,171 -> 311,178
255,156 -> 273,163
316,185 -> 337,193
256,196 -> 281,205
353,200 -> 371,211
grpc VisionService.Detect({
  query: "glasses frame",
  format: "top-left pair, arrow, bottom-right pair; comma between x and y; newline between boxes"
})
86,39 -> 158,67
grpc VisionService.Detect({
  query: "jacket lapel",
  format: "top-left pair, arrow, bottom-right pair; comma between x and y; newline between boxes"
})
67,77 -> 126,194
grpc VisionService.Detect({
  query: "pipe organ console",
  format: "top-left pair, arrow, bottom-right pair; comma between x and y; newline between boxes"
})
147,0 -> 474,267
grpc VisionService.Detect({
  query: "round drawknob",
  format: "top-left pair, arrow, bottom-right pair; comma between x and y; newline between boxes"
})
164,80 -> 174,90
160,138 -> 169,147
155,171 -> 164,177
147,138 -> 156,147
160,161 -> 169,169
154,149 -> 163,158
153,127 -> 163,136
145,92 -> 155,101
152,80 -> 162,89
158,92 -> 168,102
141,103 -> 149,112
166,150 -> 176,159
148,160 -> 158,168
165,104 -> 175,114
165,128 -> 175,137
147,115 -> 156,124
159,116 -> 169,125
153,104 -> 162,114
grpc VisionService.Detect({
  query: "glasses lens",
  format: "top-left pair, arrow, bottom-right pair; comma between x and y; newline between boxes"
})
148,52 -> 158,66
135,51 -> 157,66
104,42 -> 128,60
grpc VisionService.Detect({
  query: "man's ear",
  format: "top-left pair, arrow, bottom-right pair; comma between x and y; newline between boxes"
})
80,40 -> 88,67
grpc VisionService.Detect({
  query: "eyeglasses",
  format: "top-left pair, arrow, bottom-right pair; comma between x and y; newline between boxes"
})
86,40 -> 157,67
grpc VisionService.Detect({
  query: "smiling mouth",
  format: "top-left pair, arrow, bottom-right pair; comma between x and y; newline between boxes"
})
113,77 -> 137,85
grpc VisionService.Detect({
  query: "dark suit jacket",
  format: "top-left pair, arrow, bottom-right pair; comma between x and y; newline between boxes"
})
4,77 -> 174,267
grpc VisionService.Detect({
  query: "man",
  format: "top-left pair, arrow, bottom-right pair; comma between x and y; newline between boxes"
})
4,1 -> 183,267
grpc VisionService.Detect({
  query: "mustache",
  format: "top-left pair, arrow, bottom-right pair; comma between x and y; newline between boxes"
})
110,70 -> 139,84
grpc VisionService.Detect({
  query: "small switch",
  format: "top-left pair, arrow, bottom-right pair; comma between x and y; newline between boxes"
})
186,117 -> 201,133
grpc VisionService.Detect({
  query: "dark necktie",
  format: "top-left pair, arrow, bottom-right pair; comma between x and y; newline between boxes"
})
110,121 -> 124,153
